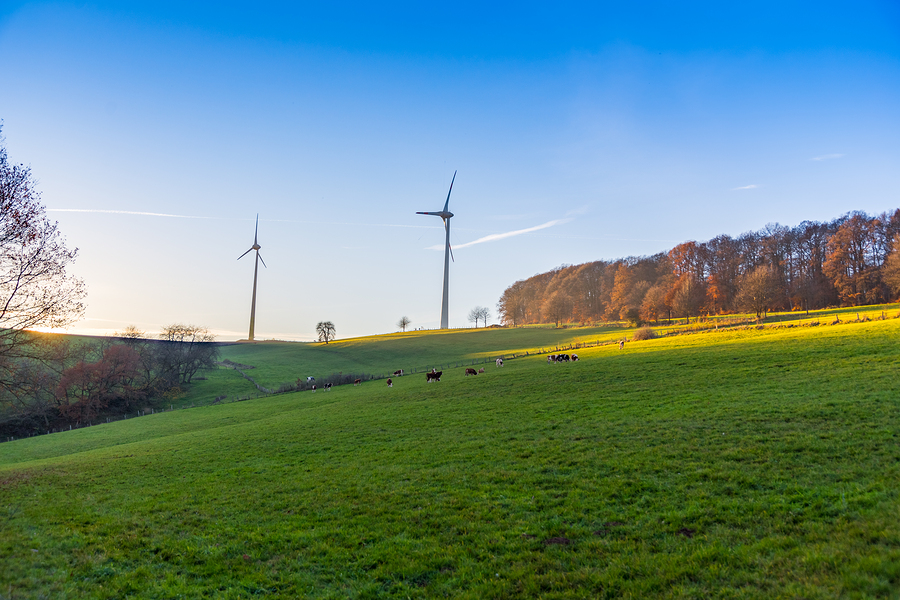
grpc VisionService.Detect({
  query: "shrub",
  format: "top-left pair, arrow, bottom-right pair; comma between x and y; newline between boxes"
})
632,326 -> 657,341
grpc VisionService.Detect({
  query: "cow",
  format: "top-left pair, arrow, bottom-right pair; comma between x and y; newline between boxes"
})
324,383 -> 333,391
306,376 -> 315,384
571,354 -> 579,362
619,340 -> 625,350
478,367 -> 485,373
311,384 -> 316,392
465,368 -> 477,376
548,355 -> 557,363
496,358 -> 503,367
353,378 -> 361,386
426,371 -> 442,382
393,369 -> 404,377
387,378 -> 393,387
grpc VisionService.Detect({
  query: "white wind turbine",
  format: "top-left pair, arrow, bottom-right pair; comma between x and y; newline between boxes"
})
237,215 -> 266,341
417,171 -> 457,329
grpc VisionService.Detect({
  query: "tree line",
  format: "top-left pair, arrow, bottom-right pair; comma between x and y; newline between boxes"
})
497,210 -> 900,326
0,325 -> 219,436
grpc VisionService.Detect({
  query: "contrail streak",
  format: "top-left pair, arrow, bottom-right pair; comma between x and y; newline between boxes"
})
48,209 -> 435,229
427,218 -> 571,250
48,209 -> 214,219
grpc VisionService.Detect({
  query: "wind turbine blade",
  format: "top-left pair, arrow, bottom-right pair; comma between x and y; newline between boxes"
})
237,248 -> 253,260
258,252 -> 267,268
254,214 -> 259,245
443,170 -> 457,213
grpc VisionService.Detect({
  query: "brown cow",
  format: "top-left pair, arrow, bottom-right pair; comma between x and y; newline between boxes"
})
393,369 -> 403,376
478,367 -> 485,373
426,371 -> 442,382
465,368 -> 477,376
387,378 -> 393,387
354,378 -> 361,386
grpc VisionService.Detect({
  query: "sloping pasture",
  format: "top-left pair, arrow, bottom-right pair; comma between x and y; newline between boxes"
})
192,324 -> 633,402
1,319 -> 899,598
187,304 -> 900,406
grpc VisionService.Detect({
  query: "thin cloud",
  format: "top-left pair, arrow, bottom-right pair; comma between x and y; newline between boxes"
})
732,184 -> 758,191
427,219 -> 571,251
811,153 -> 845,161
565,205 -> 590,217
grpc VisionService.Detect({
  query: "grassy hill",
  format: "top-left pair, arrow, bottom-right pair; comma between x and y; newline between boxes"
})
189,323 -> 633,403
2,308 -> 899,598
187,303 -> 900,405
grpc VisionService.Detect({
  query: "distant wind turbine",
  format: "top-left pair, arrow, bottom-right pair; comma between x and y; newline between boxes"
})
237,215 -> 267,341
417,171 -> 457,329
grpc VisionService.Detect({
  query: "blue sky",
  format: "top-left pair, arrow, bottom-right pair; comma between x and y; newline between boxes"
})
1,2 -> 898,340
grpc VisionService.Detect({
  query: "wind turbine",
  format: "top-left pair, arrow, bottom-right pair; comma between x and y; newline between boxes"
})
238,215 -> 266,341
417,171 -> 457,329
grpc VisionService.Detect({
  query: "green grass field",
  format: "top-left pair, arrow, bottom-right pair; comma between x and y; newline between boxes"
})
2,309 -> 899,598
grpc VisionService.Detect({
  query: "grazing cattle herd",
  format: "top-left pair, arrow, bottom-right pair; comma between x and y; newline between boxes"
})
547,353 -> 578,363
308,350 -> 584,392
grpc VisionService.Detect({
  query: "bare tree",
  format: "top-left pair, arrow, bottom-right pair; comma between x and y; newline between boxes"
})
156,324 -> 218,384
397,316 -> 411,332
115,325 -> 145,339
0,125 -> 86,400
468,306 -> 490,328
316,321 -> 336,344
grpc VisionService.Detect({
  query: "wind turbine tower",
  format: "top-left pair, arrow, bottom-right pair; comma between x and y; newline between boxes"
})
238,215 -> 267,341
416,171 -> 457,329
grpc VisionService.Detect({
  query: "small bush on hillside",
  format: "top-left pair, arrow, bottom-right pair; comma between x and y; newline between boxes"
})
623,308 -> 643,327
632,327 -> 657,341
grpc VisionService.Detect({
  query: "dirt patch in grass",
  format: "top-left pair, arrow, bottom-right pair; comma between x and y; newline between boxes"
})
543,537 -> 571,546
593,521 -> 625,536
